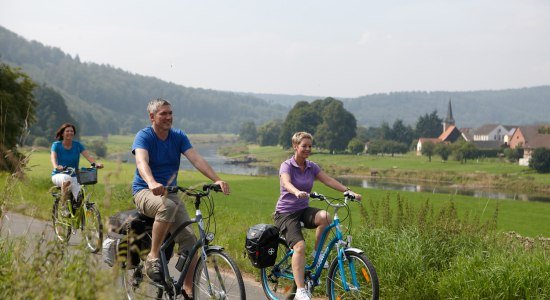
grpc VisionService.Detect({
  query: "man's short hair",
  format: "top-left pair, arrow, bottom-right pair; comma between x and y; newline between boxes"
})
147,98 -> 171,115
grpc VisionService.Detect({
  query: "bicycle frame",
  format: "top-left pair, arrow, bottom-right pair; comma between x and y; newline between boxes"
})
156,186 -> 222,298
53,183 -> 94,229
275,194 -> 363,291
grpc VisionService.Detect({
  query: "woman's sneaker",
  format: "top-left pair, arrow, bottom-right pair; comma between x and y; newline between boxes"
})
294,288 -> 311,300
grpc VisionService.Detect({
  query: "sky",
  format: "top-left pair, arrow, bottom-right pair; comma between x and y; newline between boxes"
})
1,0 -> 549,98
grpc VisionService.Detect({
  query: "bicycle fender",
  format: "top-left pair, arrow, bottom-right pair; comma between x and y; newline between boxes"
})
344,247 -> 364,254
205,245 -> 225,252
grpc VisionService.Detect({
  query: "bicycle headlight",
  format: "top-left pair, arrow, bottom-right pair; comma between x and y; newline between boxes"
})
206,232 -> 215,242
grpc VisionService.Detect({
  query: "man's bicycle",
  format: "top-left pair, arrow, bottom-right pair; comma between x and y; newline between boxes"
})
260,191 -> 379,299
120,183 -> 246,300
51,165 -> 103,253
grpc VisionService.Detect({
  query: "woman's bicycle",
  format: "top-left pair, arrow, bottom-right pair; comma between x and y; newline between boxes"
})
51,165 -> 103,253
120,183 -> 246,300
260,191 -> 379,300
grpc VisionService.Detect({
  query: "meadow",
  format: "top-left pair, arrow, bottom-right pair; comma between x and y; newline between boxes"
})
1,144 -> 549,299
223,144 -> 550,193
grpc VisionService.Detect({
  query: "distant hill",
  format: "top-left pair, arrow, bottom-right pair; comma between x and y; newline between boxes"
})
248,88 -> 550,129
0,26 -> 287,135
1,25 -> 548,135
342,88 -> 550,128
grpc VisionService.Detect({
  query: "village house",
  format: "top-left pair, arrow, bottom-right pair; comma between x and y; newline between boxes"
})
508,125 -> 550,166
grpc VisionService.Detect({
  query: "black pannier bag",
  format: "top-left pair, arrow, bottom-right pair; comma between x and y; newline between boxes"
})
245,224 -> 280,268
104,209 -> 174,268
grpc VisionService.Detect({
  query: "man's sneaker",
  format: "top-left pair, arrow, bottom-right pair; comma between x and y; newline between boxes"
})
294,288 -> 311,300
144,257 -> 162,283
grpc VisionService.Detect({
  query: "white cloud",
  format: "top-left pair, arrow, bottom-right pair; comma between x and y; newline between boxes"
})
357,31 -> 373,45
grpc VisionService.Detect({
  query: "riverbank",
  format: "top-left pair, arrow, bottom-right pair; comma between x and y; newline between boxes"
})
220,143 -> 550,195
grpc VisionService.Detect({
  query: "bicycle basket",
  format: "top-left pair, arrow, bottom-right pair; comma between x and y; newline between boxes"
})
77,168 -> 97,185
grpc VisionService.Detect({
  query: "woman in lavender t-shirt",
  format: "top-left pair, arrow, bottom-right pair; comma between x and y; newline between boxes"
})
273,132 -> 362,300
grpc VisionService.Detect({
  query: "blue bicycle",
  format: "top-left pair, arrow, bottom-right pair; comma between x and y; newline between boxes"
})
260,191 -> 379,299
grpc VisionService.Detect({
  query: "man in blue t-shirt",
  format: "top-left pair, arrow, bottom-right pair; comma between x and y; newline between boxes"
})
132,98 -> 230,290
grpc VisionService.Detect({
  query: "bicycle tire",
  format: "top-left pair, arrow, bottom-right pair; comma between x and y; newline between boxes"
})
193,249 -> 246,300
83,203 -> 103,253
260,238 -> 296,300
326,250 -> 379,300
52,197 -> 71,242
121,262 -> 165,300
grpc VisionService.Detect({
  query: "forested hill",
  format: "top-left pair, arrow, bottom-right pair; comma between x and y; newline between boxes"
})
246,87 -> 550,129
2,25 -> 548,135
342,87 -> 550,128
0,26 -> 287,135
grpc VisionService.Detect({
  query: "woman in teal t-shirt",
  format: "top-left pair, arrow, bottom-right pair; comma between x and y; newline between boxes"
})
50,123 -> 103,200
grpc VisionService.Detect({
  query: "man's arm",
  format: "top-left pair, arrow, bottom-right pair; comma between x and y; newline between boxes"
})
183,148 -> 230,194
135,148 -> 165,195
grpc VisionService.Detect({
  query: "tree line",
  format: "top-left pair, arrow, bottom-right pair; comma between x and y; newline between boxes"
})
240,101 -> 444,153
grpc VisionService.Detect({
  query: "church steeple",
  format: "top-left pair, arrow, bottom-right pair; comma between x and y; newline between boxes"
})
443,98 -> 455,132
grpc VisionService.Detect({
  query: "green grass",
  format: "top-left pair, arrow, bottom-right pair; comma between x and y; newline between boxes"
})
1,148 -> 550,299
222,144 -> 550,193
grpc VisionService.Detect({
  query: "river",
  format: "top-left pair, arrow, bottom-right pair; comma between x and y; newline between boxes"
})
115,142 -> 550,203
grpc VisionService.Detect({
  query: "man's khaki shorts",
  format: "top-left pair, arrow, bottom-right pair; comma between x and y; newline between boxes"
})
134,189 -> 197,253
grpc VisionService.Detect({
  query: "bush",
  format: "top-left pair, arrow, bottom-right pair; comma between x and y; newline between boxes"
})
347,138 -> 365,154
87,140 -> 107,158
529,147 -> 550,173
32,137 -> 50,148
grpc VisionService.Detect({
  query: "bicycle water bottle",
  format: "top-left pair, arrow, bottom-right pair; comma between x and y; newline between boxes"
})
175,250 -> 188,272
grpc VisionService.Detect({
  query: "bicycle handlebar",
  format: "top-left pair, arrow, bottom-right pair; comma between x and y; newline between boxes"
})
166,183 -> 222,196
59,164 -> 97,173
309,191 -> 359,207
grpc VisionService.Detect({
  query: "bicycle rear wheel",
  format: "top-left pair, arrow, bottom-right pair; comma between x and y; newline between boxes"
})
121,263 -> 165,300
326,250 -> 379,300
193,249 -> 246,300
52,198 -> 71,242
82,203 -> 103,253
260,239 -> 295,300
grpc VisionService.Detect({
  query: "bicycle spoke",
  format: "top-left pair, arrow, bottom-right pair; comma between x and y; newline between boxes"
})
83,204 -> 103,253
326,252 -> 379,299
52,198 -> 72,242
261,239 -> 296,300
193,250 -> 245,299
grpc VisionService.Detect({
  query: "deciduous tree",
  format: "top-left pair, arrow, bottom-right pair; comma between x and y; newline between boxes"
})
0,64 -> 37,171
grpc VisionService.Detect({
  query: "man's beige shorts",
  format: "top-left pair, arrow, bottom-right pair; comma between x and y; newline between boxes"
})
134,189 -> 197,253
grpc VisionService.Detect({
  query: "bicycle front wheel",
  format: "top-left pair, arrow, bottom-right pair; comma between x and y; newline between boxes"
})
52,198 -> 71,242
260,239 -> 295,300
326,250 -> 379,300
193,249 -> 246,300
121,263 -> 165,300
83,203 -> 103,253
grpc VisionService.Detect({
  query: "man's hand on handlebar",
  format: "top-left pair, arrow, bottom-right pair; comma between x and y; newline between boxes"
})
149,181 -> 165,196
214,180 -> 230,195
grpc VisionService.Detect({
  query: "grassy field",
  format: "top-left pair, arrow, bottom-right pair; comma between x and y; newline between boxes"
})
3,150 -> 550,238
1,146 -> 549,298
223,144 -> 550,193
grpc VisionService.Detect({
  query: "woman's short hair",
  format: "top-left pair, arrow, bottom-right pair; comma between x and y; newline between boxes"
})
291,132 -> 313,145
55,123 -> 76,141
147,98 -> 172,115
